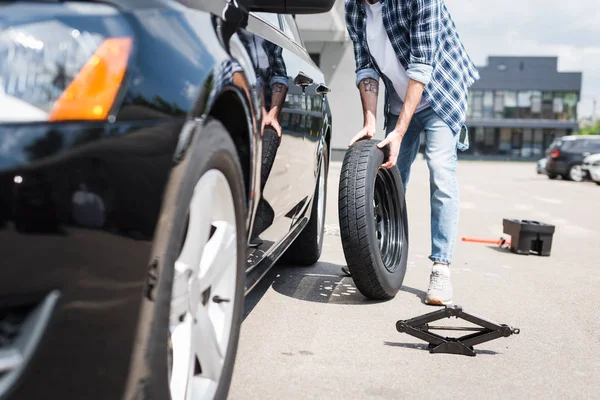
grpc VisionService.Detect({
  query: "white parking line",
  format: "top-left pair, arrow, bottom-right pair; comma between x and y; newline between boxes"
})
533,196 -> 563,205
463,184 -> 502,199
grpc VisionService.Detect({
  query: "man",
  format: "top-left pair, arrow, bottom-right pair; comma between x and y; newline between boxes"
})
345,0 -> 479,305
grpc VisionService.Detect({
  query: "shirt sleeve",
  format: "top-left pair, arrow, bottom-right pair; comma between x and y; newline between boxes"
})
407,0 -> 441,86
345,0 -> 380,87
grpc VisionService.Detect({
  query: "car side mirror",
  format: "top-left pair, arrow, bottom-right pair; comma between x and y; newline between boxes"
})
243,0 -> 335,14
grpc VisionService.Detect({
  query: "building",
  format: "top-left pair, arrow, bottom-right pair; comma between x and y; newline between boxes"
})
464,56 -> 582,159
295,13 -> 583,159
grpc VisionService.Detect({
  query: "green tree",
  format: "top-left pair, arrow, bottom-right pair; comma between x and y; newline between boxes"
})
575,121 -> 600,135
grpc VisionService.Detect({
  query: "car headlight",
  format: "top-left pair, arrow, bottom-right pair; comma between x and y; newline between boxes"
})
0,3 -> 133,123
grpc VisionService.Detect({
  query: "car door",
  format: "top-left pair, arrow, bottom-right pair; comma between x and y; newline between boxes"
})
279,14 -> 327,202
241,13 -> 316,255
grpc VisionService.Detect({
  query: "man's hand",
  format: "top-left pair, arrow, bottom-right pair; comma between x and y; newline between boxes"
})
377,129 -> 403,168
348,124 -> 376,147
262,110 -> 282,138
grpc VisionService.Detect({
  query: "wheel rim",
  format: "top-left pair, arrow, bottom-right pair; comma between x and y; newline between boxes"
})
570,165 -> 583,181
373,168 -> 404,272
169,170 -> 238,400
316,156 -> 326,247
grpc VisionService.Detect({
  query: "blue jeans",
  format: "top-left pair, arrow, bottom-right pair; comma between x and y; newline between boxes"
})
386,108 -> 459,265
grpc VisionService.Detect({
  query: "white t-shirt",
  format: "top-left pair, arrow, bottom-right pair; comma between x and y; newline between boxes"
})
364,0 -> 430,114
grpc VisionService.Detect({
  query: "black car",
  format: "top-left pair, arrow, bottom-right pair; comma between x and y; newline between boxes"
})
544,135 -> 600,181
0,0 -> 334,398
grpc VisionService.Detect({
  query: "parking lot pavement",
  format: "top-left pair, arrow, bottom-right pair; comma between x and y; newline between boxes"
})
230,159 -> 600,400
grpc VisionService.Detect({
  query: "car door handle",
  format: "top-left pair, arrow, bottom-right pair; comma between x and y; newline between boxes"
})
293,71 -> 313,87
316,83 -> 331,95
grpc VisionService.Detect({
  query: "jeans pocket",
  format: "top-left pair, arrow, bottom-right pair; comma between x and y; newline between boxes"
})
456,124 -> 470,152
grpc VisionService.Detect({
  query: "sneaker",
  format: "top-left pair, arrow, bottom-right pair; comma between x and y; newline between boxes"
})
425,264 -> 453,306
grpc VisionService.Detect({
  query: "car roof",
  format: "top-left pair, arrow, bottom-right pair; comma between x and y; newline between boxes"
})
562,135 -> 600,140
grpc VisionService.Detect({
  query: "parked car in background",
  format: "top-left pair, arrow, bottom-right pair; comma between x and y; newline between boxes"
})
0,0 -> 334,399
544,136 -> 600,181
537,157 -> 547,174
582,153 -> 600,185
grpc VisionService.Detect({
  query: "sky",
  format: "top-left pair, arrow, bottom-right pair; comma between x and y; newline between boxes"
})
445,0 -> 599,119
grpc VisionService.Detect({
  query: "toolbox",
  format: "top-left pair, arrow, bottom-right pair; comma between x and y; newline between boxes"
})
502,219 -> 555,256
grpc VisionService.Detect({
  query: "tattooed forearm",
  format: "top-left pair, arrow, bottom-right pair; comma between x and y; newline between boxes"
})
361,78 -> 379,95
358,78 -> 378,127
269,82 -> 288,117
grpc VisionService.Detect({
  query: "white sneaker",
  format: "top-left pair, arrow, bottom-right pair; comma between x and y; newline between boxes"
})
425,264 -> 453,306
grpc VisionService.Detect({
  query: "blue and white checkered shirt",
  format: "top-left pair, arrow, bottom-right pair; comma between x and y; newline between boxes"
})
345,0 -> 479,147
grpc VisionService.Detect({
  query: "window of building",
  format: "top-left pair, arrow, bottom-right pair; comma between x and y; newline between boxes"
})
522,128 -> 533,157
503,91 -> 518,118
563,92 -> 578,121
471,91 -> 483,119
553,94 -> 564,115
531,91 -> 542,116
484,128 -> 497,147
498,128 -> 512,155
493,91 -> 504,119
542,91 -> 554,119
532,129 -> 544,156
518,91 -> 532,118
483,91 -> 494,118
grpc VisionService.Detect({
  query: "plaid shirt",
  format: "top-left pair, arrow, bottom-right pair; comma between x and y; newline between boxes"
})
345,0 -> 479,147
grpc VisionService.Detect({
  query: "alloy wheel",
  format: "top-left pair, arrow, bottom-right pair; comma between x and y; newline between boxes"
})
570,165 -> 583,182
169,170 -> 238,400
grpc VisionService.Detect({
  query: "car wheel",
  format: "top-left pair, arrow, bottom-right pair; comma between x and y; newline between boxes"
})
280,142 -> 328,266
166,119 -> 246,400
338,139 -> 408,300
547,173 -> 558,180
567,164 -> 584,182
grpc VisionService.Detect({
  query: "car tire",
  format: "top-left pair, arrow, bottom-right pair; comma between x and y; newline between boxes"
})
280,142 -> 328,266
338,139 -> 408,300
250,127 -> 279,241
135,118 -> 246,400
547,174 -> 558,180
567,163 -> 584,182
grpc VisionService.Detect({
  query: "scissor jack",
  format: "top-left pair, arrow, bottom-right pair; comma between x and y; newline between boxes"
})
396,305 -> 520,357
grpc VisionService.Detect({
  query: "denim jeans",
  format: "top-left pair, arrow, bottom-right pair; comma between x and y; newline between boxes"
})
386,107 -> 459,265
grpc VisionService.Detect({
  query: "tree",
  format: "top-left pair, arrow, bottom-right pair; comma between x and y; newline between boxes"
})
575,121 -> 600,135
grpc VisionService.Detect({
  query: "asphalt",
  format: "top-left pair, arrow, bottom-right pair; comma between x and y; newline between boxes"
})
229,158 -> 600,400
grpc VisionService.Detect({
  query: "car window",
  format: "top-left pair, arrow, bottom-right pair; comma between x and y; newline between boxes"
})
563,139 -> 600,152
281,15 -> 303,46
252,12 -> 281,30
586,141 -> 600,152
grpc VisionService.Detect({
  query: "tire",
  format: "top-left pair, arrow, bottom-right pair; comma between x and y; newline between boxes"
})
280,142 -> 328,266
567,163 -> 583,182
547,174 -> 558,180
338,139 -> 408,300
251,127 -> 279,240
137,118 -> 246,400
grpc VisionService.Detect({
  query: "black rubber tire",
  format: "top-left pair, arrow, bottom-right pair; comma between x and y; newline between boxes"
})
338,139 -> 408,300
260,127 -> 280,189
547,174 -> 558,180
251,127 -> 279,239
127,118 -> 246,400
281,143 -> 328,266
